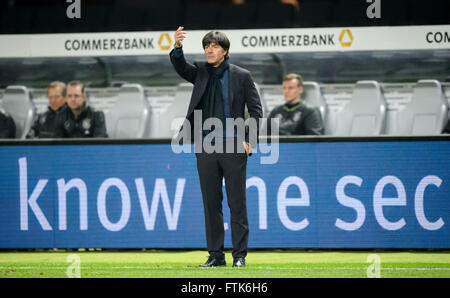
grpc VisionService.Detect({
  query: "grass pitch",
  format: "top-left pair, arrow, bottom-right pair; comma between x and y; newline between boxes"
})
0,250 -> 449,278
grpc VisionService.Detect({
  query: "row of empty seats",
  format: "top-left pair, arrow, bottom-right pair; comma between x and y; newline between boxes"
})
0,79 -> 449,139
294,80 -> 449,136
331,80 -> 448,136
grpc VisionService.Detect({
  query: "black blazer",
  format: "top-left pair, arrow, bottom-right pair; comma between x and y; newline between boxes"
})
170,48 -> 263,144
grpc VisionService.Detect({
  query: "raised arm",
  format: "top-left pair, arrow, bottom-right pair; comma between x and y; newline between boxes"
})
169,26 -> 198,84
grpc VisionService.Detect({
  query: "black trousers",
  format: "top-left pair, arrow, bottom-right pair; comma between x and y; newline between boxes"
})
196,145 -> 249,260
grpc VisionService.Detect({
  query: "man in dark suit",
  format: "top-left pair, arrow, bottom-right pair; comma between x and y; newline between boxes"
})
170,26 -> 263,268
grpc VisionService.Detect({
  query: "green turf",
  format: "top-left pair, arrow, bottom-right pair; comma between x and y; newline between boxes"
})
0,250 -> 449,278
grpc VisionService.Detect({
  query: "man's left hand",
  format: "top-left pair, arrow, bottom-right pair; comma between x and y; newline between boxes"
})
243,142 -> 252,156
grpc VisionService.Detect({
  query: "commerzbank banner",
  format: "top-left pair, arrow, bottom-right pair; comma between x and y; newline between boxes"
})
0,139 -> 449,249
0,25 -> 448,58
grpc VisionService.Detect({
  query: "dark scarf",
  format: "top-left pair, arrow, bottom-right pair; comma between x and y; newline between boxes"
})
201,59 -> 230,125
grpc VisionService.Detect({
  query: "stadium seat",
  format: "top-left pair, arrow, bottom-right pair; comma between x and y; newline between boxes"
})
248,83 -> 268,118
238,82 -> 267,140
2,86 -> 36,139
333,80 -> 387,136
153,83 -> 193,139
302,81 -> 327,123
106,84 -> 151,138
391,80 -> 449,135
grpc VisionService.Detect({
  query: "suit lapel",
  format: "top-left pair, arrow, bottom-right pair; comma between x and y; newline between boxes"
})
187,63 -> 209,116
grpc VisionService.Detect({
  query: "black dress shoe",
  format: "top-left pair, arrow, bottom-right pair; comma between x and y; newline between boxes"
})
199,256 -> 226,267
233,257 -> 246,267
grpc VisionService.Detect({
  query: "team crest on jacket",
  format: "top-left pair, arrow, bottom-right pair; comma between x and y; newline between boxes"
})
293,112 -> 302,122
64,120 -> 72,131
82,118 -> 91,130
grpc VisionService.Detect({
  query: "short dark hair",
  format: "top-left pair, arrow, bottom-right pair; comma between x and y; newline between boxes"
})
202,31 -> 230,60
67,80 -> 85,95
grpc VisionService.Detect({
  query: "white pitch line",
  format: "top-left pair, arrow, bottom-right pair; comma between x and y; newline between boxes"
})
1,266 -> 449,271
